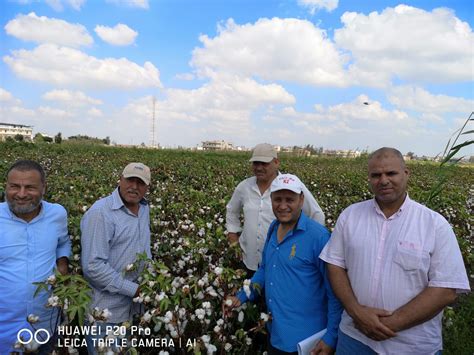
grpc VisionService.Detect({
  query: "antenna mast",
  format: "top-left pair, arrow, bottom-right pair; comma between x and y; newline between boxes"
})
149,96 -> 156,147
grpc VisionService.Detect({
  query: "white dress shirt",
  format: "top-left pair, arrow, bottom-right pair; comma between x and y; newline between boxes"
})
226,175 -> 325,271
320,196 -> 470,354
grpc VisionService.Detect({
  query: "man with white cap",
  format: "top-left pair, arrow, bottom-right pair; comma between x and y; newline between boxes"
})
81,162 -> 152,354
226,143 -> 325,276
225,174 -> 342,355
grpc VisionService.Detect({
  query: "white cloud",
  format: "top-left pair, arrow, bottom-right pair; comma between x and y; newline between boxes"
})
175,73 -> 195,81
112,74 -> 295,145
67,0 -> 85,10
275,95 -> 420,140
42,89 -> 103,107
335,5 -> 474,85
0,88 -> 21,105
105,0 -> 149,9
0,105 -> 36,125
298,0 -> 338,14
3,44 -> 162,90
420,113 -> 444,124
191,18 -> 348,87
388,86 -> 474,113
4,12 -> 93,47
95,23 -> 138,46
87,107 -> 103,117
44,0 -> 85,11
0,90 -> 33,125
38,106 -> 74,118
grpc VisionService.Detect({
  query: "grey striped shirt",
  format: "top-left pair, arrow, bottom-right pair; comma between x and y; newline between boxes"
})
81,188 -> 151,323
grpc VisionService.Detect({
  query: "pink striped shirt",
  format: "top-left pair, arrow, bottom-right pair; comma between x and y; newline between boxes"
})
320,196 -> 470,354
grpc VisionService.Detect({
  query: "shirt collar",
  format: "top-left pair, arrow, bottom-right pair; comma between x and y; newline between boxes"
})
112,187 -> 148,211
372,193 -> 411,219
3,200 -> 45,223
294,211 -> 308,231
272,210 -> 308,240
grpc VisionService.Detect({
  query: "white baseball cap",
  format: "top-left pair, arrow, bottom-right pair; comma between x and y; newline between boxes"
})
122,162 -> 151,185
270,174 -> 303,194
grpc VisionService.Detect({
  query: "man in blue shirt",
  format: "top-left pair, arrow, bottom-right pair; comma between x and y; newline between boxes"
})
225,174 -> 342,355
81,162 -> 152,354
0,160 -> 71,354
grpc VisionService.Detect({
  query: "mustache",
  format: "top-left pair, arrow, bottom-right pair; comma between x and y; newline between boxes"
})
14,196 -> 33,200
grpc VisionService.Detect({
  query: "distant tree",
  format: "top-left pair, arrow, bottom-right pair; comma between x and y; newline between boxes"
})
103,136 -> 111,145
54,132 -> 62,144
14,134 -> 24,142
406,151 -> 415,159
34,133 -> 45,143
44,136 -> 53,143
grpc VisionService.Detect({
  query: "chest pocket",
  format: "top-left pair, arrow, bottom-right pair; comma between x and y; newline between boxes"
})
393,242 -> 428,271
286,242 -> 313,271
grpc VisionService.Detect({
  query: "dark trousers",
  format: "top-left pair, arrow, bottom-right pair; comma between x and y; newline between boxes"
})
268,342 -> 298,355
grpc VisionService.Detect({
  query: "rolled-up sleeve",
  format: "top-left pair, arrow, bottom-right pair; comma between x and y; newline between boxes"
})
226,182 -> 244,233
301,182 -> 325,226
81,209 -> 138,298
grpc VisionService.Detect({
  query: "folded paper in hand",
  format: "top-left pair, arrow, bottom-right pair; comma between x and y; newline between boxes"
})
297,328 -> 327,355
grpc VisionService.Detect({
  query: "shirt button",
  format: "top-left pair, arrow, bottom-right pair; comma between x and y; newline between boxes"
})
273,264 -> 276,267
269,299 -> 272,302
270,282 -> 273,286
276,247 -> 279,250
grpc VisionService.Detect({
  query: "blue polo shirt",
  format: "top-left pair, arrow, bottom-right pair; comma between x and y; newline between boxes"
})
237,212 -> 342,352
0,201 -> 71,353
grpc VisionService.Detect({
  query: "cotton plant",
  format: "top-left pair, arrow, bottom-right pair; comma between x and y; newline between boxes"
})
129,227 -> 264,354
33,270 -> 92,326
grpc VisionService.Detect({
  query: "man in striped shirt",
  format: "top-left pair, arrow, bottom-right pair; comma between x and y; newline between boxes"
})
81,162 -> 152,354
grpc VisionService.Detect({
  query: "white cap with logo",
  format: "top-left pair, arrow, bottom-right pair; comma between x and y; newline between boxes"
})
122,162 -> 151,185
270,174 -> 303,194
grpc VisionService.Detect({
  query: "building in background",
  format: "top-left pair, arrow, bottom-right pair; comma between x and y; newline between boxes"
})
0,123 -> 33,141
202,140 -> 235,151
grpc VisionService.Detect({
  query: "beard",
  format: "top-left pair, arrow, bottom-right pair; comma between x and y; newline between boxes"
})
7,198 -> 42,216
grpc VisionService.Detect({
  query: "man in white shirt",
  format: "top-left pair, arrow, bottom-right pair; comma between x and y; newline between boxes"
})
226,143 -> 325,275
320,147 -> 470,354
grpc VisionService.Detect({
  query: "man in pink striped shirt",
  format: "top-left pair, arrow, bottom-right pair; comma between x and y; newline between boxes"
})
320,147 -> 470,354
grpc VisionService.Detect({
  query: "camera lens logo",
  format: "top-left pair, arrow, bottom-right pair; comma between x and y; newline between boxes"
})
17,328 -> 50,345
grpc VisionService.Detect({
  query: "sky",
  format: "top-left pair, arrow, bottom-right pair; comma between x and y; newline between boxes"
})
0,0 -> 473,156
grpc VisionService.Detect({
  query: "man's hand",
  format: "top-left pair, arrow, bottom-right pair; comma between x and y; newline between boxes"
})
353,306 -> 396,341
56,257 -> 69,275
227,232 -> 240,245
379,287 -> 457,333
222,296 -> 241,316
310,340 -> 334,355
134,287 -> 141,298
